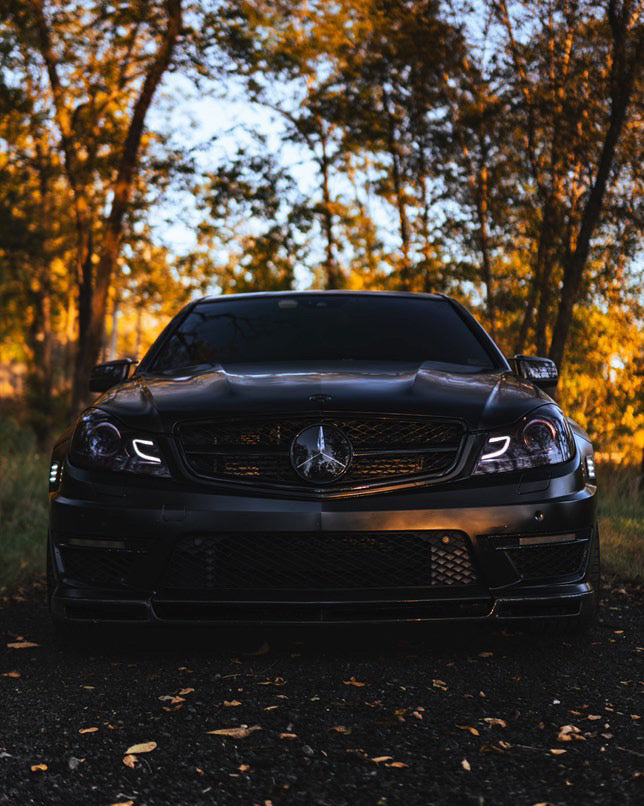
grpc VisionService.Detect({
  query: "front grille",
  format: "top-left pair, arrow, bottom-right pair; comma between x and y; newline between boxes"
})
58,541 -> 150,588
162,531 -> 478,591
505,541 -> 588,580
177,414 -> 464,491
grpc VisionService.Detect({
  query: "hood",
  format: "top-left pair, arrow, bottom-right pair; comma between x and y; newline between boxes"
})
95,361 -> 551,433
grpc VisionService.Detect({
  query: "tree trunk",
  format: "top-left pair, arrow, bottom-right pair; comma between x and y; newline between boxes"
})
319,133 -> 343,289
383,91 -> 411,287
549,2 -> 641,369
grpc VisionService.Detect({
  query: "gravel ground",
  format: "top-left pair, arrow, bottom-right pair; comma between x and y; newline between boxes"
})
0,581 -> 642,806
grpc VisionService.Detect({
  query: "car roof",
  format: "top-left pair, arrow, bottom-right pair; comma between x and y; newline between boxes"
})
196,290 -> 447,303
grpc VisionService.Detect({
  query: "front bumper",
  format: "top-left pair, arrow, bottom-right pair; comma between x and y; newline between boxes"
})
49,460 -> 598,626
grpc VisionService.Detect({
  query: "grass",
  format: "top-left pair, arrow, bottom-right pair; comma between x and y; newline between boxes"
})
596,461 -> 644,582
0,421 -> 642,589
0,421 -> 49,591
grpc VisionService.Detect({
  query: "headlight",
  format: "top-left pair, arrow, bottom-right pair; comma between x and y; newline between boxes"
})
70,409 -> 170,477
474,404 -> 574,474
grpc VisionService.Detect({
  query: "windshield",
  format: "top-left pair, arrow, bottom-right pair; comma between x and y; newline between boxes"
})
149,295 -> 497,371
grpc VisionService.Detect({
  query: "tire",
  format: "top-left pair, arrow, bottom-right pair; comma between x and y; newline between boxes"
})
528,523 -> 600,637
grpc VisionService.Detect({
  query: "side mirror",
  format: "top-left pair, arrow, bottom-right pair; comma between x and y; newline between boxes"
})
89,359 -> 138,393
512,354 -> 558,392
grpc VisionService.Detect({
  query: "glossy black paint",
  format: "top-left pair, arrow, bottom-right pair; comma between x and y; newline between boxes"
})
48,292 -> 598,627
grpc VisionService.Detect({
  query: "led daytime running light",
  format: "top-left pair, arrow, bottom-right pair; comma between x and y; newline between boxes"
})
132,438 -> 162,464
480,435 -> 511,461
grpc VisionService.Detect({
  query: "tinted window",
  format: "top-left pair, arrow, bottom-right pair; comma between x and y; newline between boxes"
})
151,295 -> 496,370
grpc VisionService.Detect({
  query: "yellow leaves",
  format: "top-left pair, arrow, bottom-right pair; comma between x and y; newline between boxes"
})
207,725 -> 261,739
6,641 -> 39,650
371,756 -> 392,763
30,764 -> 47,772
343,677 -> 366,687
122,755 -> 138,768
111,802 -> 134,806
125,741 -> 157,754
279,732 -> 298,740
79,727 -> 99,734
550,748 -> 567,755
179,687 -> 195,696
1,670 -> 20,678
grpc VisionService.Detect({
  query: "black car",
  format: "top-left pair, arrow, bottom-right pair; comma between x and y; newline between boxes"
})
47,291 -> 599,633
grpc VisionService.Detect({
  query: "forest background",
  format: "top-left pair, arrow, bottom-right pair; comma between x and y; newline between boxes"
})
0,0 -> 641,583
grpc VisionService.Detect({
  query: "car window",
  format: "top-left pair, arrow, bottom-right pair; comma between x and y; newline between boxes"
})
150,295 -> 497,371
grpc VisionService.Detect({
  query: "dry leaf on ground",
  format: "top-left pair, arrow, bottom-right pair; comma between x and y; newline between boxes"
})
343,677 -> 366,687
79,727 -> 99,734
1,670 -> 21,678
122,754 -> 137,768
30,764 -> 47,772
456,725 -> 480,736
461,758 -> 471,771
484,717 -> 508,728
125,741 -> 157,754
371,756 -> 393,763
279,732 -> 298,740
557,725 -> 584,742
7,641 -> 39,650
224,700 -> 242,707
207,725 -> 261,739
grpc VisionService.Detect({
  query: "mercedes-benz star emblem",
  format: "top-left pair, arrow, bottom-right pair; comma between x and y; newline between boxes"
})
290,424 -> 352,484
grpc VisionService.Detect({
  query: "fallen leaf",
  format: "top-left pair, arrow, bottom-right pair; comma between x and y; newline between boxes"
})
279,732 -> 298,740
122,754 -> 137,768
264,705 -> 279,711
557,725 -> 584,742
7,641 -> 39,650
484,717 -> 507,728
432,679 -> 448,690
178,687 -> 195,696
456,725 -> 480,736
224,700 -> 242,707
207,726 -> 261,739
587,715 -> 601,721
111,801 -> 134,806
79,727 -> 99,734
330,726 -> 351,734
239,763 -> 250,772
125,741 -> 157,754
30,764 -> 47,772
1,670 -> 20,678
478,651 -> 493,658
371,756 -> 393,763
387,761 -> 408,768
499,741 -> 512,749
343,677 -> 365,687
550,748 -> 567,755
461,758 -> 471,771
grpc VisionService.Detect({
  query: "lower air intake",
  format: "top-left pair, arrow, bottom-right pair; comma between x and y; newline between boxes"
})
162,531 -> 478,591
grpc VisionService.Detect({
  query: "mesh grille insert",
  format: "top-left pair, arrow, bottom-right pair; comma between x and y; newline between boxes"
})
162,531 -> 478,591
505,541 -> 588,580
177,415 -> 464,491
